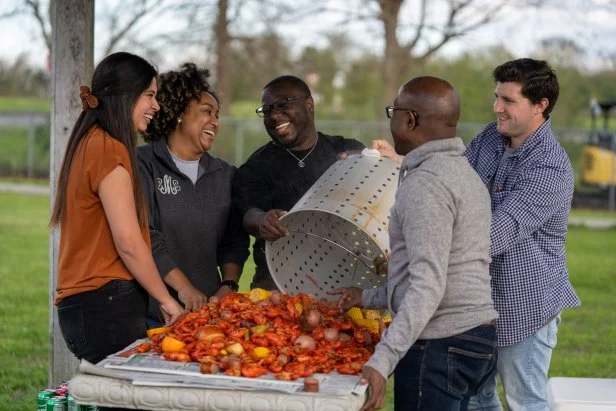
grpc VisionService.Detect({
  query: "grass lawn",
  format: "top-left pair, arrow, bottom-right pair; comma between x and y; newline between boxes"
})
0,192 -> 615,410
0,193 -> 50,410
0,97 -> 50,112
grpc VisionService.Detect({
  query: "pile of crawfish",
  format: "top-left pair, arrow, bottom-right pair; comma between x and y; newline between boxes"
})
140,291 -> 382,380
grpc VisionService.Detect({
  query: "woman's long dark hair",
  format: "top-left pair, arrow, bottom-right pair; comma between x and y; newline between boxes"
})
50,52 -> 157,228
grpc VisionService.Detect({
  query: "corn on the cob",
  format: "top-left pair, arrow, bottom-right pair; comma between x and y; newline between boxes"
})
249,288 -> 272,302
354,318 -> 380,334
345,307 -> 364,322
361,309 -> 383,320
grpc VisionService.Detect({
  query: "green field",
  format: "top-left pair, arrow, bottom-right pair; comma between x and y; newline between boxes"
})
0,97 -> 50,112
0,192 -> 615,410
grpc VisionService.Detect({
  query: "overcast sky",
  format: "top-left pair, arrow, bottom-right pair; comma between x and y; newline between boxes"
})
1,0 -> 614,72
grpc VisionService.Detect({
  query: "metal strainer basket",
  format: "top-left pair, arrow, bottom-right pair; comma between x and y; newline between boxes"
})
266,151 -> 400,300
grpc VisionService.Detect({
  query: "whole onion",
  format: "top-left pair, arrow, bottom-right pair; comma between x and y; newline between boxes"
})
305,310 -> 321,327
323,327 -> 339,342
270,291 -> 283,305
219,309 -> 234,321
294,335 -> 316,351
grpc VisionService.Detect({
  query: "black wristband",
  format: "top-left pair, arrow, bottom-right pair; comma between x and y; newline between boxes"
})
219,280 -> 239,292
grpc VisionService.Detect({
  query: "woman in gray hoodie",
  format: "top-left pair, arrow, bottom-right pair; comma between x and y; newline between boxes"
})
138,63 -> 249,327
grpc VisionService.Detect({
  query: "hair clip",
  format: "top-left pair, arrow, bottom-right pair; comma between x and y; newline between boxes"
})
79,85 -> 99,110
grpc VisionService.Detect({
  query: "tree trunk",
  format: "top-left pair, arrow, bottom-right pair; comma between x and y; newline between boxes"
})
379,0 -> 404,107
215,0 -> 231,116
49,0 -> 94,387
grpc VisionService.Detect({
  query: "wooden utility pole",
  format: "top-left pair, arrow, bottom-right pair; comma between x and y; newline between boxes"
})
49,0 -> 94,387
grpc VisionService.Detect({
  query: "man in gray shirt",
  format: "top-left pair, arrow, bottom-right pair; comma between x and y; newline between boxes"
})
333,76 -> 498,411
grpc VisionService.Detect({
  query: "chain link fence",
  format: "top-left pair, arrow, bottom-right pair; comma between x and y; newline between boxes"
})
0,113 -> 588,180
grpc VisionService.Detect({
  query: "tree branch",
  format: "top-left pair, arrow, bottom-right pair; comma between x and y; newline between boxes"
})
102,0 -> 167,55
24,0 -> 51,55
0,8 -> 22,19
407,0 -> 427,51
414,0 -> 509,62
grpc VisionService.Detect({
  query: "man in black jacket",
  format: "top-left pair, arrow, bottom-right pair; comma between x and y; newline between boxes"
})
233,75 -> 364,290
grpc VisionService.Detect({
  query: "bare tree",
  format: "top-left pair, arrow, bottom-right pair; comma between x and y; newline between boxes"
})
21,0 -> 170,63
268,0 -> 515,105
507,0 -> 616,70
24,0 -> 52,54
170,0 -> 302,114
376,0 -> 511,104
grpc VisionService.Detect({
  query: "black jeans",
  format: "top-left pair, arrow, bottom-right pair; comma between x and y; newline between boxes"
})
394,323 -> 498,411
57,279 -> 148,364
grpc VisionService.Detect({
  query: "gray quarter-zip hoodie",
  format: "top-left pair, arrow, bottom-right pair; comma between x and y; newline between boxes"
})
137,138 -> 249,321
363,137 -> 497,380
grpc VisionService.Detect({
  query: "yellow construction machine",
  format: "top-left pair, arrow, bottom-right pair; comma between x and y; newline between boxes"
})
581,100 -> 616,188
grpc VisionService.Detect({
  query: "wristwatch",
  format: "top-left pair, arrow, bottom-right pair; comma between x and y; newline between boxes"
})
219,280 -> 239,292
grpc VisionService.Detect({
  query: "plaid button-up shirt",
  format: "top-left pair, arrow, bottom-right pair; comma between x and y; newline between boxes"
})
465,118 -> 581,346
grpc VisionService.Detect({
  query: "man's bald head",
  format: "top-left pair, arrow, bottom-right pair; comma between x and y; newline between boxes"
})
399,76 -> 460,129
390,76 -> 460,155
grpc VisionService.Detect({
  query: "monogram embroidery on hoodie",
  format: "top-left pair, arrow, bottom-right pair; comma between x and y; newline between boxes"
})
157,174 -> 181,195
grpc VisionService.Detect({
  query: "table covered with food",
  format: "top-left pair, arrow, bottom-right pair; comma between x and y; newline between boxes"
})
69,290 -> 392,410
68,152 -> 400,410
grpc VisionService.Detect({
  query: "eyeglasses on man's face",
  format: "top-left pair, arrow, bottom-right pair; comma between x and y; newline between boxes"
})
256,96 -> 308,118
385,105 -> 419,124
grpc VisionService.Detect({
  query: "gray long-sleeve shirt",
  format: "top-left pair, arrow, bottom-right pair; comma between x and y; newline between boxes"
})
363,137 -> 498,380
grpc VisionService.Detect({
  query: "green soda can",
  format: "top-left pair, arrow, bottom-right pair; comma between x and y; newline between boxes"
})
66,394 -> 75,410
46,395 -> 67,411
37,389 -> 56,411
71,402 -> 95,411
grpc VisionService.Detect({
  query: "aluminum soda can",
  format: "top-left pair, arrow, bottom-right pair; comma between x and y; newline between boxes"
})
46,395 -> 67,411
72,402 -> 96,411
37,389 -> 56,411
66,394 -> 75,410
55,388 -> 68,397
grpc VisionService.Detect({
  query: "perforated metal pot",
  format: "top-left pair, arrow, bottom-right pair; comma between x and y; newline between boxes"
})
266,151 -> 400,300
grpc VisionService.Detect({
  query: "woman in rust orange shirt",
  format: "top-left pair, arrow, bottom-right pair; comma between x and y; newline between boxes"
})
50,52 -> 184,364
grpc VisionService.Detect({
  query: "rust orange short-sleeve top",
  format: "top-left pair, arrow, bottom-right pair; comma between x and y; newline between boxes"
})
55,127 -> 150,305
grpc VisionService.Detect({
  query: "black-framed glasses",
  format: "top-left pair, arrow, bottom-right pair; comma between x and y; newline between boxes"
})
385,105 -> 419,124
256,96 -> 308,118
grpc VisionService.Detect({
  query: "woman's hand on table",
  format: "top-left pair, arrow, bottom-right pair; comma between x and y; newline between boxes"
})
160,298 -> 184,326
329,286 -> 363,312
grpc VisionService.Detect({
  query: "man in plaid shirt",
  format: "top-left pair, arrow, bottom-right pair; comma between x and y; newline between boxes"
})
465,58 -> 581,410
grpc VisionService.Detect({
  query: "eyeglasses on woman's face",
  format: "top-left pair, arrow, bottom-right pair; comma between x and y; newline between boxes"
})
256,96 -> 308,118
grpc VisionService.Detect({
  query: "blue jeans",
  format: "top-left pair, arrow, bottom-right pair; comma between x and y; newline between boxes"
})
467,316 -> 560,411
57,279 -> 148,364
394,324 -> 498,410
